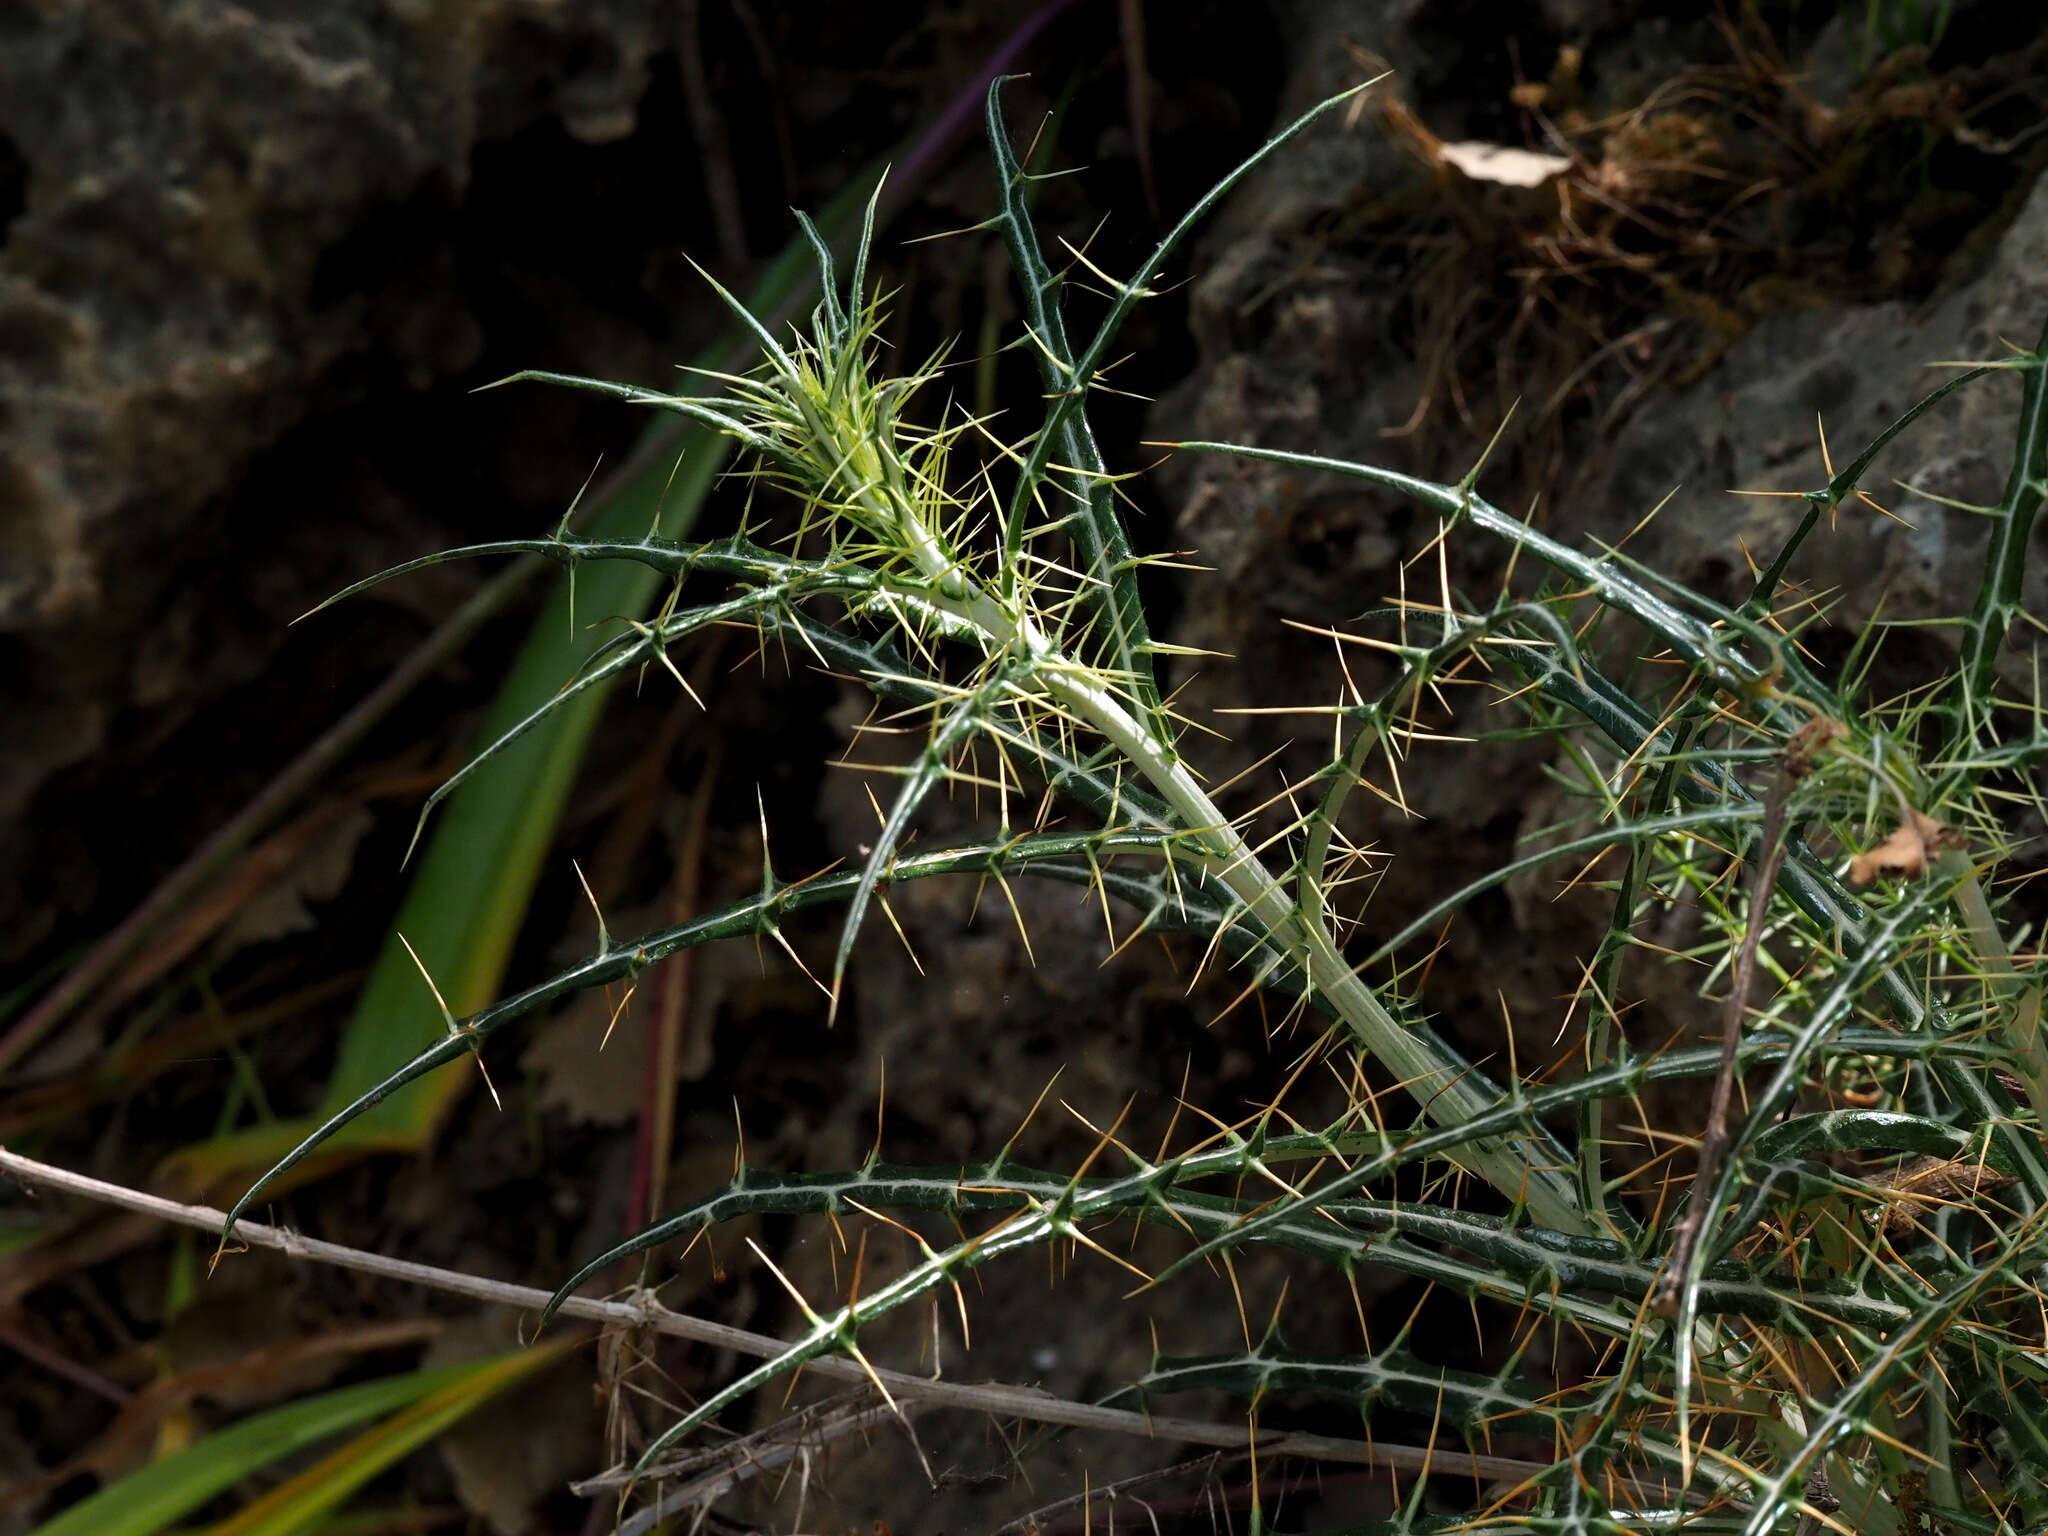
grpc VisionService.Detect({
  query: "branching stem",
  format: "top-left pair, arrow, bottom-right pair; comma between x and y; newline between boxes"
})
1654,748 -> 1798,1315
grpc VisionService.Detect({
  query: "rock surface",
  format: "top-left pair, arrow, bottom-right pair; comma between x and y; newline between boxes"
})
1591,175 -> 2048,659
0,0 -> 691,954
1148,0 -> 2047,1085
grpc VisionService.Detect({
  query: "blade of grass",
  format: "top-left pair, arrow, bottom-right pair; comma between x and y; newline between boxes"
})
23,1358 -> 522,1536
192,1341 -> 574,1536
165,423 -> 730,1187
165,68 -> 1035,1192
5,0 -> 1085,1089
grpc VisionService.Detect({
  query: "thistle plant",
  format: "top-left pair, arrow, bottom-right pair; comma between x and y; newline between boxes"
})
216,74 -> 2048,1535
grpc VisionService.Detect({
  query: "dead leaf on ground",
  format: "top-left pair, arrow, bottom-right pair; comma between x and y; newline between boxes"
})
1439,140 -> 1572,187
1784,717 -> 1847,777
520,979 -> 652,1128
213,805 -> 376,953
94,794 -> 390,1020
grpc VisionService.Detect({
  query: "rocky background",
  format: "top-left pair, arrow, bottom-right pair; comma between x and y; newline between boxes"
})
4,0 -> 2045,1531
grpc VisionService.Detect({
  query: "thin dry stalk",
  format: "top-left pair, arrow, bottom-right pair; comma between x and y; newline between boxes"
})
0,1147 -> 1536,1479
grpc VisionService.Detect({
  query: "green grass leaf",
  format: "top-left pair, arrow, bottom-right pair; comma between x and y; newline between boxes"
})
174,177 -> 889,1198
193,1343 -> 570,1536
26,1350 -> 550,1536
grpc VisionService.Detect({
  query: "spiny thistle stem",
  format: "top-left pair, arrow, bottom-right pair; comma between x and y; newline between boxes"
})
1045,666 -> 1585,1232
772,288 -> 1588,1230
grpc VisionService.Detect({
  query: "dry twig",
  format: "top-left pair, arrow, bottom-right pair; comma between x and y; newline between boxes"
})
0,1146 -> 1550,1484
1653,719 -> 1831,1313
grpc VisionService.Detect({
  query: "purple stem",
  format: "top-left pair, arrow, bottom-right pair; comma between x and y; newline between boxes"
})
893,0 -> 1085,197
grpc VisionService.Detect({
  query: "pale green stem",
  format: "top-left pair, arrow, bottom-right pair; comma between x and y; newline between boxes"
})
1939,847 -> 2048,1125
1297,716 -> 1377,936
814,385 -> 1590,1233
1059,675 -> 1588,1233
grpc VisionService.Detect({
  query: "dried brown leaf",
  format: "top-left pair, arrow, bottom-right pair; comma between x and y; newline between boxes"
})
1847,810 -> 1963,887
1873,1153 -> 2019,1233
1784,716 -> 1847,777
